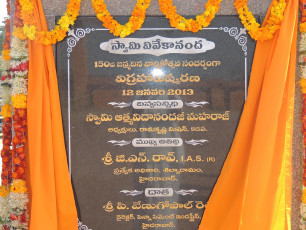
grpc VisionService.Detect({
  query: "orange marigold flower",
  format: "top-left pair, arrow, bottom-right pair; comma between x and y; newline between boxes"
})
92,0 -> 151,37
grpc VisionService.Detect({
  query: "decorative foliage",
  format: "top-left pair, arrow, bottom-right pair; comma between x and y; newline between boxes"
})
92,0 -> 151,37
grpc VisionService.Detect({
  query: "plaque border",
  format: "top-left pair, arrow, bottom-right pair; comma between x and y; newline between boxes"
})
65,26 -> 249,230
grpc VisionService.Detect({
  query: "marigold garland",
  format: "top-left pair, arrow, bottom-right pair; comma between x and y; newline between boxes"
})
6,0 -> 30,228
234,0 -> 286,41
19,0 -> 81,44
0,1 -> 13,228
16,0 -> 289,42
0,105 -> 12,118
1,50 -> 10,62
0,187 -> 10,198
159,0 -> 222,33
301,22 -> 306,33
10,180 -> 27,194
12,108 -> 27,182
92,0 -> 151,37
11,95 -> 27,109
12,0 -> 27,41
1,117 -> 13,186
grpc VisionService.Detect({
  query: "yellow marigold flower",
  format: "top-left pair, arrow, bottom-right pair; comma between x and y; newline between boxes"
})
58,13 -> 74,30
20,0 -> 34,11
0,185 -> 10,197
13,27 -> 27,41
23,24 -> 36,40
1,104 -> 12,118
11,179 -> 28,194
301,23 -> 306,33
177,22 -> 187,31
303,189 -> 306,204
12,94 -> 27,109
234,0 -> 286,41
2,49 -> 10,61
300,79 -> 306,94
300,78 -> 306,89
20,0 -> 81,44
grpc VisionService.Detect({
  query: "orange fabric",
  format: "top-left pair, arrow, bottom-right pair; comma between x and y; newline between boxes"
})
198,0 -> 297,229
27,0 -> 78,229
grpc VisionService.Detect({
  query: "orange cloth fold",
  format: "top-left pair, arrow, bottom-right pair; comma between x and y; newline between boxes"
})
198,0 -> 297,229
27,1 -> 78,229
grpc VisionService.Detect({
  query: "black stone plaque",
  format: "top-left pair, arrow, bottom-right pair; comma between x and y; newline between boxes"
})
56,16 -> 256,230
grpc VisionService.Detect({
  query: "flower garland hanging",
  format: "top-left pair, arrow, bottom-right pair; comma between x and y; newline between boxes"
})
12,0 -> 27,41
299,1 -> 306,228
6,0 -> 30,227
0,1 -> 13,228
158,0 -> 222,33
8,36 -> 29,230
91,0 -> 151,37
234,0 -> 286,41
18,0 -> 81,45
0,62 -> 12,230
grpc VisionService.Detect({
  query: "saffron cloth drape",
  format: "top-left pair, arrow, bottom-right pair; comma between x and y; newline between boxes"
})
27,0 -> 78,229
198,0 -> 298,229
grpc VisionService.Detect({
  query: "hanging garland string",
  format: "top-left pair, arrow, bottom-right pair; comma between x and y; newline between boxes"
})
158,0 -> 222,33
18,0 -> 81,45
7,0 -> 30,228
91,0 -> 151,37
9,37 -> 29,230
0,0 -> 13,229
17,0 -> 289,43
0,82 -> 13,230
13,0 -> 27,41
234,0 -> 286,41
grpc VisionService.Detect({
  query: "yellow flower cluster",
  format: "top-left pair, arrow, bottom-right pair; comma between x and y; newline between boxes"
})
12,94 -> 27,109
1,104 -> 12,118
12,26 -> 27,40
2,49 -> 11,61
234,0 -> 286,41
0,185 -> 10,197
301,22 -> 306,33
159,0 -> 222,32
303,189 -> 306,204
11,179 -> 27,194
19,0 -> 81,45
300,79 -> 306,94
92,0 -> 151,38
